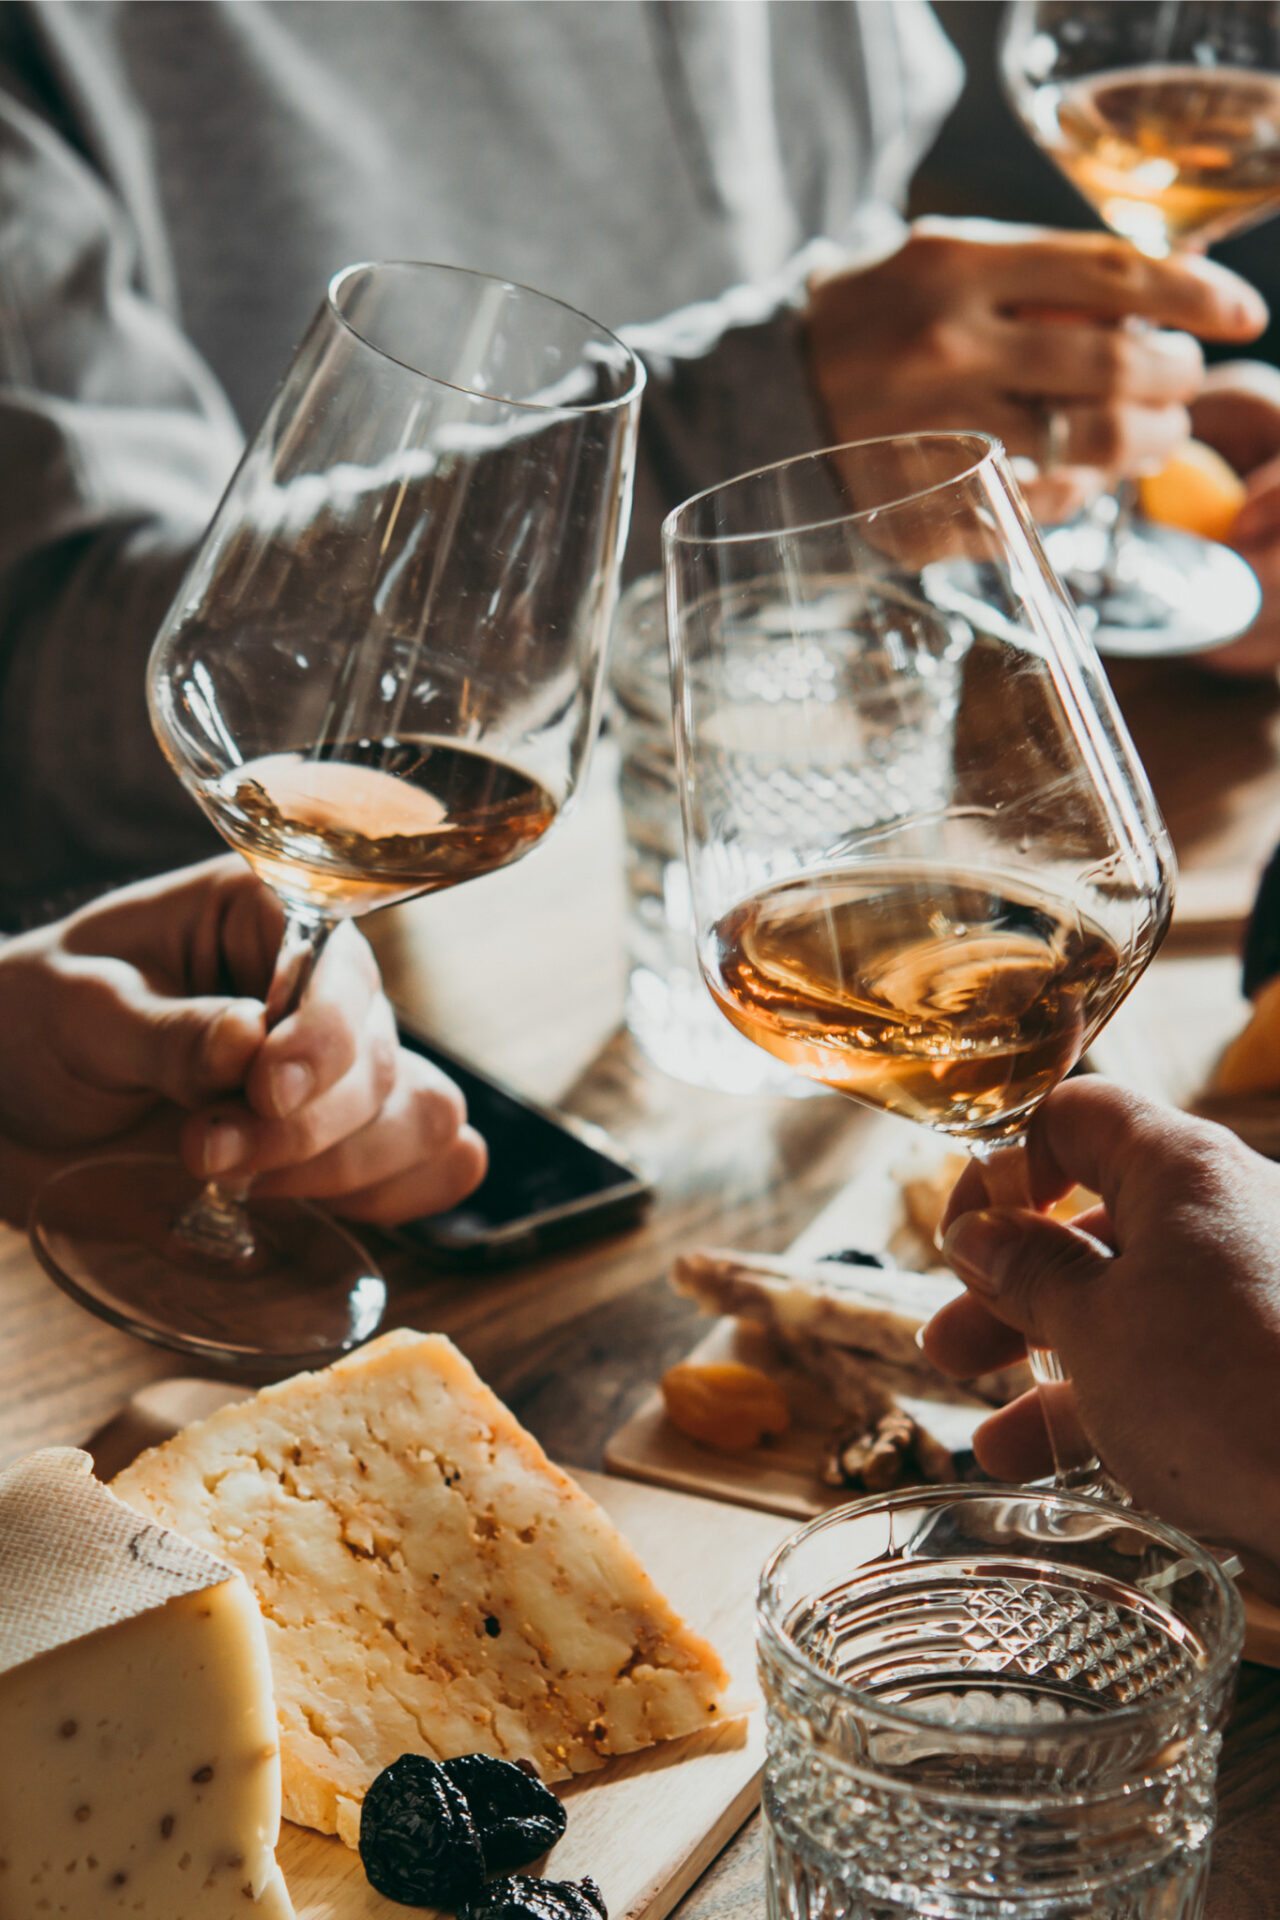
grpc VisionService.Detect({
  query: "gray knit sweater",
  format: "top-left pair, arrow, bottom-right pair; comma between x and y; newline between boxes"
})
0,0 -> 958,919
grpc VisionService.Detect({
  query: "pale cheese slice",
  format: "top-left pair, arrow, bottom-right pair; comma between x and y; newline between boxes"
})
0,1448 -> 293,1919
672,1248 -> 1031,1407
113,1330 -> 731,1849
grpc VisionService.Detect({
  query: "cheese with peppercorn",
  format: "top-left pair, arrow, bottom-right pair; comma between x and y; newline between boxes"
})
112,1330 -> 730,1850
0,1447 -> 294,1918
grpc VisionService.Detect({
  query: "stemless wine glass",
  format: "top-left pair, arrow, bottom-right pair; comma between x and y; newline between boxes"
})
30,260 -> 643,1369
1001,0 -> 1280,657
664,432 -> 1174,1487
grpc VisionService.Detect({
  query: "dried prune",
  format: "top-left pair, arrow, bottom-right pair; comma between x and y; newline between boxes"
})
443,1753 -> 568,1873
460,1874 -> 607,1920
359,1754 -> 486,1908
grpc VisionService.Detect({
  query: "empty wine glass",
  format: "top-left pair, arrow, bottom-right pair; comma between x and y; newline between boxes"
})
664,432 -> 1174,1487
1002,0 -> 1280,656
30,260 -> 643,1370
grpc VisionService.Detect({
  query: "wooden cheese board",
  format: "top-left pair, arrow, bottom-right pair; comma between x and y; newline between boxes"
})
604,1115 -> 969,1521
91,1382 -> 794,1920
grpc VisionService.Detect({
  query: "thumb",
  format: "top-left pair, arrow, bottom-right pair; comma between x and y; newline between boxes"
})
941,1207 -> 1110,1349
101,985 -> 266,1109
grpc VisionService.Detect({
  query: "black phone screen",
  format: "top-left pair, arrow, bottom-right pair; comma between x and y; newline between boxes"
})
394,1025 -> 650,1260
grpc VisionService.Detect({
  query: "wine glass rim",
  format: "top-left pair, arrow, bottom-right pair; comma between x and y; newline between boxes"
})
326,259 -> 646,414
757,1483 -> 1245,1763
662,431 -> 1002,547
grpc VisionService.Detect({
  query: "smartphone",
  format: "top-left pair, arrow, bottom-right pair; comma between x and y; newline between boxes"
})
392,1021 -> 652,1267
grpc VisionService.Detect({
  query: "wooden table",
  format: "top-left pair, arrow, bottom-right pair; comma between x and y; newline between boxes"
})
2,660 -> 1279,1916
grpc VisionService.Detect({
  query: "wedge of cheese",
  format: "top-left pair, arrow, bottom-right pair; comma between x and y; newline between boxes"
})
0,1448 -> 293,1919
113,1330 -> 731,1849
671,1248 -> 1031,1408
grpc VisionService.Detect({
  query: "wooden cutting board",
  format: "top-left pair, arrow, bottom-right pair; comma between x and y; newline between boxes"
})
604,1115 -> 970,1521
91,1382 -> 793,1920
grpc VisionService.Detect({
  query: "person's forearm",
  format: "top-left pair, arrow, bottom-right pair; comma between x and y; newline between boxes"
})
0,520 -> 219,927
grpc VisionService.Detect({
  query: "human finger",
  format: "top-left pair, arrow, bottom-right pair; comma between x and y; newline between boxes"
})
972,1389 -> 1056,1482
982,392 -> 1190,473
49,952 -> 267,1109
920,1288 -> 1028,1379
1193,360 -> 1280,474
940,1206 -> 1113,1347
995,318 -> 1202,405
1019,467 -> 1103,528
185,991 -> 401,1179
320,1127 -> 489,1226
980,233 -> 1268,341
939,1156 -> 992,1236
248,1050 -> 474,1201
1232,456 -> 1280,543
1057,399 -> 1192,473
1022,1080 -> 1225,1234
244,922 -> 382,1119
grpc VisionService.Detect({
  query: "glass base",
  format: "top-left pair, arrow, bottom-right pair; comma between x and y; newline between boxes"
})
30,1155 -> 387,1371
1044,517 -> 1261,658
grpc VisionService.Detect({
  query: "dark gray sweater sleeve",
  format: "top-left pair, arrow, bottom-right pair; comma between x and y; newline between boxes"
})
0,80 -> 242,923
620,219 -> 908,575
0,49 -> 896,921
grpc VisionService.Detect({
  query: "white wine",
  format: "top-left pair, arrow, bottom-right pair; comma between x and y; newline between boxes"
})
1041,65 -> 1280,252
200,736 -> 557,914
707,865 -> 1137,1139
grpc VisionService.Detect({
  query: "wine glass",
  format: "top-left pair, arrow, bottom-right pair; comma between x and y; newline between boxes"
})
663,432 -> 1174,1488
29,260 -> 643,1370
1001,0 -> 1280,658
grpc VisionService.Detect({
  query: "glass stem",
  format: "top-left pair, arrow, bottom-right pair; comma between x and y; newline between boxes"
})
1097,478 -> 1139,594
170,908 -> 335,1265
968,1134 -> 1106,1494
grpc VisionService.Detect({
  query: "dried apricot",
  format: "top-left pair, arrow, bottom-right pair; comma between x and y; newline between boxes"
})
660,1361 -> 791,1452
1138,441 -> 1246,544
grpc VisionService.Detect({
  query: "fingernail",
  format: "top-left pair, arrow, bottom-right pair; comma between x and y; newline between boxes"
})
270,1061 -> 313,1117
202,1117 -> 248,1176
941,1210 -> 1023,1298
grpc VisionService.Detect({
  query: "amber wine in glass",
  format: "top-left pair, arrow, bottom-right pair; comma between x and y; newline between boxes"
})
708,868 -> 1130,1143
664,432 -> 1174,1487
1001,1 -> 1280,656
29,261 -> 643,1369
1048,64 -> 1280,253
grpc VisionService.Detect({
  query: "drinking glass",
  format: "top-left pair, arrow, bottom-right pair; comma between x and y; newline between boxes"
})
663,432 -> 1174,1486
1001,0 -> 1280,657
759,1488 -> 1244,1920
30,260 -> 643,1369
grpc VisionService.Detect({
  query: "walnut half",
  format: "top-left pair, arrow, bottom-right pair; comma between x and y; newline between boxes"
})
823,1409 -> 953,1492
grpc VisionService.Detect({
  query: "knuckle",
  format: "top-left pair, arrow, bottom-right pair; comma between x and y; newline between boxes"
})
1094,240 -> 1150,302
917,317 -> 974,375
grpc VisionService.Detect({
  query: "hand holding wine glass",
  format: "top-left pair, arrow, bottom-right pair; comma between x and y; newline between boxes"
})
0,857 -> 486,1226
30,260 -> 643,1368
922,1076 -> 1280,1591
1001,0 -> 1280,655
663,431 -> 1174,1487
